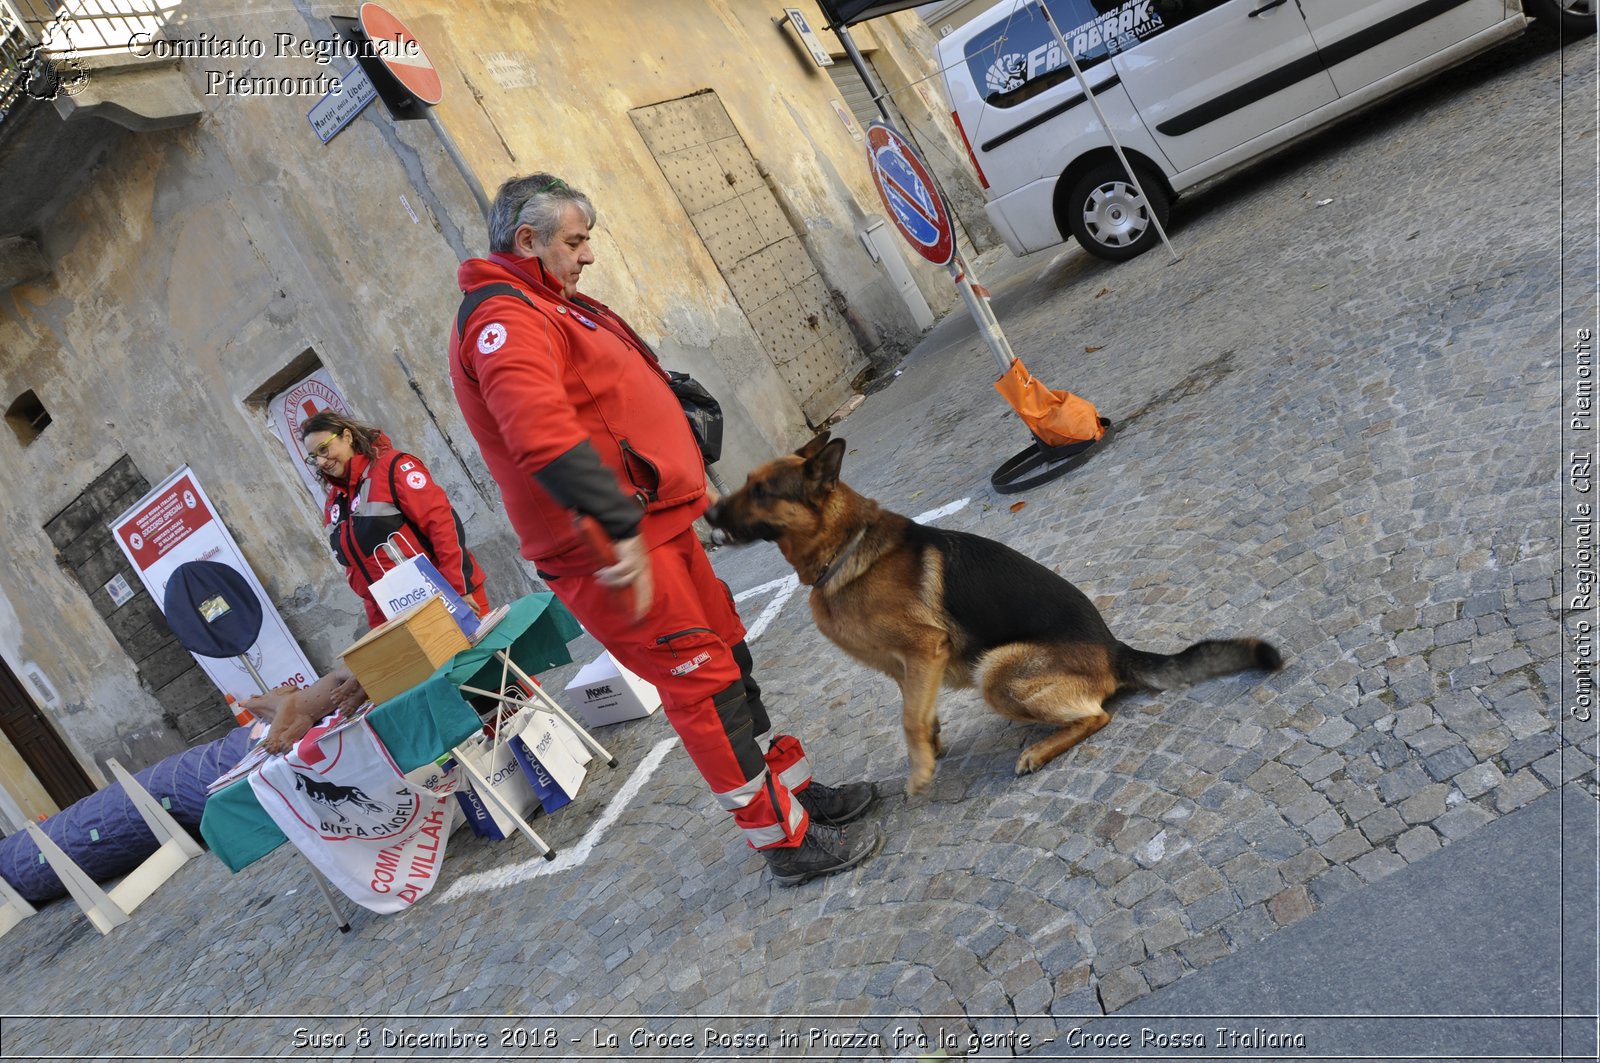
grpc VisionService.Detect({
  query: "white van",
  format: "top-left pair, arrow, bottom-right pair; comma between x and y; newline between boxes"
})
936,0 -> 1572,261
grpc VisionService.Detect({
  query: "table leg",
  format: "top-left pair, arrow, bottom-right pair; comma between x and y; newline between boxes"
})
308,868 -> 351,933
452,743 -> 557,860
494,651 -> 618,768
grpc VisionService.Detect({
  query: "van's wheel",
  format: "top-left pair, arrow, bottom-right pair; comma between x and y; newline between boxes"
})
1063,162 -> 1170,262
1525,0 -> 1596,36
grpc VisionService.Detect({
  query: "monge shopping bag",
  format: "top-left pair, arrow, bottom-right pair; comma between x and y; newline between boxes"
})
510,710 -> 589,814
369,541 -> 482,640
450,725 -> 541,840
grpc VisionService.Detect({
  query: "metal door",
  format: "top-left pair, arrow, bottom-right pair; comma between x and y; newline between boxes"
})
631,90 -> 866,423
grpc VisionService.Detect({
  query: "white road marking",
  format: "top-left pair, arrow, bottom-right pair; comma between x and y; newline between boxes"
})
441,737 -> 678,900
734,574 -> 799,642
913,497 -> 970,524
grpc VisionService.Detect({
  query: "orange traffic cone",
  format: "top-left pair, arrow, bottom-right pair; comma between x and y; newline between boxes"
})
226,694 -> 254,727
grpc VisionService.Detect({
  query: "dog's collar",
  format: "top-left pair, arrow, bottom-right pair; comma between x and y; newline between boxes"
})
813,529 -> 866,589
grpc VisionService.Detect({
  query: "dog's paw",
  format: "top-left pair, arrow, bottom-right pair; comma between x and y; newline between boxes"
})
1014,750 -> 1046,776
906,768 -> 934,796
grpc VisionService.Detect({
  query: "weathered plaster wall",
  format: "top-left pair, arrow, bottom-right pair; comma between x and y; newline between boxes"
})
0,0 -> 960,784
0,3 -> 513,775
408,0 -> 961,433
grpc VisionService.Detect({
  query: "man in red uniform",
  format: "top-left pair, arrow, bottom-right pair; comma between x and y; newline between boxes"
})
448,173 -> 881,884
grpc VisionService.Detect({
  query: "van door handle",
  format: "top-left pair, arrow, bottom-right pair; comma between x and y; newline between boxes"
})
1248,0 -> 1290,14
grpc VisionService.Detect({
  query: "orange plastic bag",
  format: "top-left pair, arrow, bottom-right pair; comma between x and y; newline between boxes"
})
994,358 -> 1106,449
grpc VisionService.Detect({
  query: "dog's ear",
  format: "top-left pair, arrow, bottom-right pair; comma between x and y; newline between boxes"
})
795,430 -> 832,461
804,437 -> 846,491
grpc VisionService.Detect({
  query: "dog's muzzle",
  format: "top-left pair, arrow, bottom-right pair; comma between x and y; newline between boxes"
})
703,501 -> 735,547
703,500 -> 772,545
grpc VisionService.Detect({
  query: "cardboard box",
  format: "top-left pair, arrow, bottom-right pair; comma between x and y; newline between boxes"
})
340,595 -> 470,705
563,651 -> 662,728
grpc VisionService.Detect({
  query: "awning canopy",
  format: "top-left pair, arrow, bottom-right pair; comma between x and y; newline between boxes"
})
813,0 -> 930,28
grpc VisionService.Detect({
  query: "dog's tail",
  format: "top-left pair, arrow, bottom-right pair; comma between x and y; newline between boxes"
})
1116,638 -> 1282,692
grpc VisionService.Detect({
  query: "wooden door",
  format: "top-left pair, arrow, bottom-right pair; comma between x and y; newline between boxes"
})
631,90 -> 867,423
0,659 -> 93,809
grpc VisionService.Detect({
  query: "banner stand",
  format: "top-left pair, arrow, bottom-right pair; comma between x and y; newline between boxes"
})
112,467 -> 318,704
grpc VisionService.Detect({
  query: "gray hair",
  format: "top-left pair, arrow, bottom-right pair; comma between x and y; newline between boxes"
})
487,173 -> 597,253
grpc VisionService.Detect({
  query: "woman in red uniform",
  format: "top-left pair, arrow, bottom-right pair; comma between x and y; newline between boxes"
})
301,411 -> 489,629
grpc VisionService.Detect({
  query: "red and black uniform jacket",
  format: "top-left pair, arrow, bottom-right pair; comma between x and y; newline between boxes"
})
448,252 -> 706,575
322,438 -> 483,628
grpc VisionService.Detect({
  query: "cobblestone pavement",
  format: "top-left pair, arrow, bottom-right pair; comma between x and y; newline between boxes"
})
0,30 -> 1594,1063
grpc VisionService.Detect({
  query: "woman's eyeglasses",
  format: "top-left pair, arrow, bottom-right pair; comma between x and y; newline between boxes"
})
303,437 -> 337,467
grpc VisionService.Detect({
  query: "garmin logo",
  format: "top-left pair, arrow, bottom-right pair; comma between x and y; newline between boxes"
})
584,684 -> 614,700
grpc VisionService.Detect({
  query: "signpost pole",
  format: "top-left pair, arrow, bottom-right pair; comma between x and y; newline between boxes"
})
348,3 -> 491,223
835,24 -> 1013,376
833,16 -> 1110,489
1038,0 -> 1178,263
423,106 -> 491,221
951,259 -> 1015,376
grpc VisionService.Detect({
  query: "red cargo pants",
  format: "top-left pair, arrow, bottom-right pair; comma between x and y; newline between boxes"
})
543,527 -> 810,849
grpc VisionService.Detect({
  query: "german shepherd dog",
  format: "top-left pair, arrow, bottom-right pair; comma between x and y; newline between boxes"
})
706,433 -> 1282,795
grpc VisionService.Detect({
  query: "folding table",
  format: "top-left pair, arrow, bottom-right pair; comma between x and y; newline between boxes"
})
199,592 -> 610,912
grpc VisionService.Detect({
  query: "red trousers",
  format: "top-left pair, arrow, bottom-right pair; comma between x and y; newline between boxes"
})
543,527 -> 810,849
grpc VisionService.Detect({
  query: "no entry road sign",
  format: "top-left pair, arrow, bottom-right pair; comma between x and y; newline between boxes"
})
359,2 -> 442,106
866,121 -> 954,266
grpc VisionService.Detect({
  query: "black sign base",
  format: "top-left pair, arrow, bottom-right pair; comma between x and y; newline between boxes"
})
990,419 -> 1115,495
328,15 -> 428,121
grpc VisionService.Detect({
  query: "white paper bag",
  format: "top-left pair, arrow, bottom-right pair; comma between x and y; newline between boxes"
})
368,545 -> 482,639
450,723 -> 540,841
509,710 -> 589,813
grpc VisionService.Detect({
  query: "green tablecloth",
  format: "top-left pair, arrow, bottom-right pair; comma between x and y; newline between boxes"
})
199,593 -> 580,872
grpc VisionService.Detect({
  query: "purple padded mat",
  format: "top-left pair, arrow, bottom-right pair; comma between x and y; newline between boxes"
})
0,725 -> 254,903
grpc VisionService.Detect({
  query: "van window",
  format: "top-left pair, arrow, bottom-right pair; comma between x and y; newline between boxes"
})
1146,0 -> 1231,30
962,0 -> 1213,109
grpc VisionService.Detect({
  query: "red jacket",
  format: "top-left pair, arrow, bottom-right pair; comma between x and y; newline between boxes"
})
323,440 -> 484,628
449,252 -> 706,574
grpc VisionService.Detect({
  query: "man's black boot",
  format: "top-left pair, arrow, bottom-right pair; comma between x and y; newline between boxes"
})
794,780 -> 878,826
762,822 -> 883,885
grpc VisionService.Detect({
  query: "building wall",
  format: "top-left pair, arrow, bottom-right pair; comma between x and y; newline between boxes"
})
412,0 -> 962,419
920,0 -> 1007,35
0,0 -> 961,782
